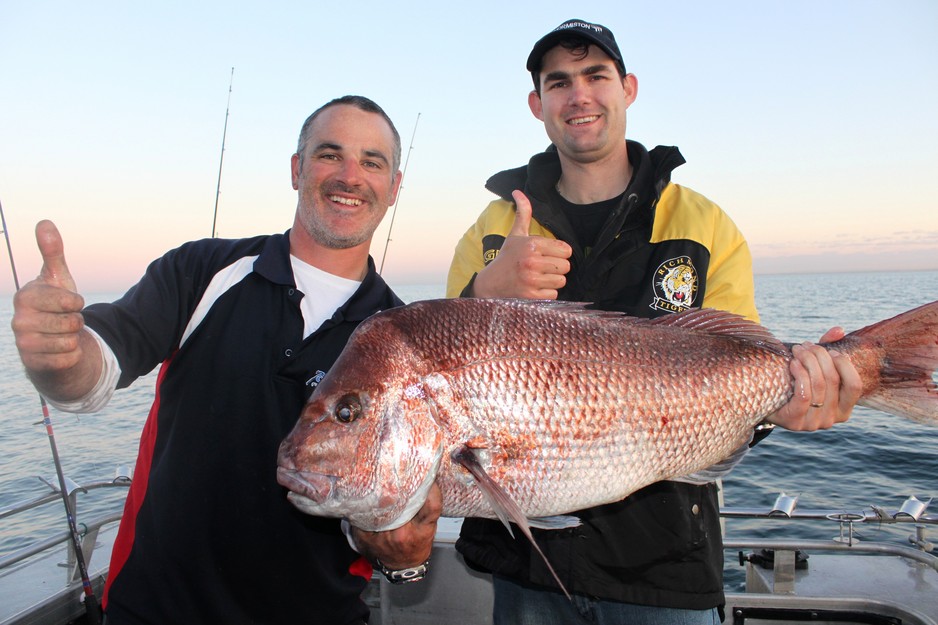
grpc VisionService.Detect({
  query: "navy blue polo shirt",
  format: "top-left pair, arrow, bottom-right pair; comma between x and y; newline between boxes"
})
83,230 -> 402,625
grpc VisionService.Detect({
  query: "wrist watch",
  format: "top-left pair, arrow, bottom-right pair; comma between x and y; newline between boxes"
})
376,557 -> 431,584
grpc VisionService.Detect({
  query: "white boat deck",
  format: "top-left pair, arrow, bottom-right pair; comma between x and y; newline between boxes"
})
369,519 -> 938,625
728,551 -> 938,624
367,541 -> 938,625
0,524 -> 117,625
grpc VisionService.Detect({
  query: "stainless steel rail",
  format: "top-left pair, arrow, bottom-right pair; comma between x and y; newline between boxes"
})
0,476 -> 130,581
726,537 -> 937,569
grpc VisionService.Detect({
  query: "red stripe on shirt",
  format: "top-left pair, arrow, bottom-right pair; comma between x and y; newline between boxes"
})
102,355 -> 173,609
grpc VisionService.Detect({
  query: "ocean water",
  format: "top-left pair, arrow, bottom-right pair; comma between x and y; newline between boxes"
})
1,271 -> 936,589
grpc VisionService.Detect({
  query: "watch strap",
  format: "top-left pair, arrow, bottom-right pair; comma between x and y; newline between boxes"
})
376,558 -> 430,584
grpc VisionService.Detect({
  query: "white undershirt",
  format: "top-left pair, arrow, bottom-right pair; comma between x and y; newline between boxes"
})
290,255 -> 362,339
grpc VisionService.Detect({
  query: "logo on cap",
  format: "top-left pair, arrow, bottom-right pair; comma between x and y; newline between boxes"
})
555,20 -> 604,34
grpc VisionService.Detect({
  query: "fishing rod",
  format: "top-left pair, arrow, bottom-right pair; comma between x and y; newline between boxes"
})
379,112 -> 420,275
1,200 -> 103,625
211,67 -> 235,238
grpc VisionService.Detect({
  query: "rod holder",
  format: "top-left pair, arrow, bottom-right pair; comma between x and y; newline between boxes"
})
39,475 -> 85,497
769,492 -> 799,517
895,496 -> 931,521
113,466 -> 134,483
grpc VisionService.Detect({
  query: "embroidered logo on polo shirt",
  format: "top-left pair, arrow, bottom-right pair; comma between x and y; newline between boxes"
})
651,256 -> 698,313
306,370 -> 327,389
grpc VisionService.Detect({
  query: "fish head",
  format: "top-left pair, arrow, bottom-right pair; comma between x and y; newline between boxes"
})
277,312 -> 444,531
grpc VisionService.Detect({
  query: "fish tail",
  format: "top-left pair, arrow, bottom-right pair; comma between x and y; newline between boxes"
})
845,300 -> 938,425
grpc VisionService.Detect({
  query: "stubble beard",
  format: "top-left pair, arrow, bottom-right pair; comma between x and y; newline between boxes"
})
299,183 -> 386,250
557,123 -> 613,164
550,104 -> 626,165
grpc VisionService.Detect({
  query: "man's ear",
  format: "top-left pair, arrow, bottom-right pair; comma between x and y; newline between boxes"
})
622,73 -> 638,108
528,90 -> 544,121
291,153 -> 300,190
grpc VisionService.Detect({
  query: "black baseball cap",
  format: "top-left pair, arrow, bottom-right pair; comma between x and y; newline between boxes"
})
526,19 -> 626,76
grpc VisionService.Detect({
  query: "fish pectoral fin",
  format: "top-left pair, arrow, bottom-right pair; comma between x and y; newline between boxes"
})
528,515 -> 582,530
450,445 -> 517,536
673,434 -> 753,485
450,445 -> 571,600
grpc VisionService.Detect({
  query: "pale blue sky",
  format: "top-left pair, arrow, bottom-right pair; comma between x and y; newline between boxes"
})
2,0 -> 937,295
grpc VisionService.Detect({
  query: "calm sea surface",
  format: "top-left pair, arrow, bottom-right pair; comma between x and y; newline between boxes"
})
2,271 -> 936,589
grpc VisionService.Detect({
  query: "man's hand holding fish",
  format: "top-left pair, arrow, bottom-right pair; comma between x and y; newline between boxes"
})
350,484 -> 443,580
769,328 -> 865,431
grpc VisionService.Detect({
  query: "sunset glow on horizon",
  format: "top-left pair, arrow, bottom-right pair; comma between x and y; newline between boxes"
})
2,1 -> 936,297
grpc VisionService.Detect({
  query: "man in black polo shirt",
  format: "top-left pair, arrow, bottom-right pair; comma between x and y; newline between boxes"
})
12,95 -> 440,625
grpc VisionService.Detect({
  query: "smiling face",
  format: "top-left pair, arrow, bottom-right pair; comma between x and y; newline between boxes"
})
529,44 -> 637,166
291,104 -> 402,251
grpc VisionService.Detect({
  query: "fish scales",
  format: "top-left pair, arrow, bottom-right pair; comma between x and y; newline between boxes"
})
431,313 -> 790,519
278,298 -> 802,530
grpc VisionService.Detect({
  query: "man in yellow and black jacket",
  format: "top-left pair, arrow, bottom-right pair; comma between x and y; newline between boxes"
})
448,141 -> 759,323
448,142 -> 754,617
446,18 -> 861,625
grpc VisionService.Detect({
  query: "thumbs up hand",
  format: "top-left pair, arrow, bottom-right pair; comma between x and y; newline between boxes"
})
11,221 -> 100,398
471,191 -> 573,300
35,219 -> 79,293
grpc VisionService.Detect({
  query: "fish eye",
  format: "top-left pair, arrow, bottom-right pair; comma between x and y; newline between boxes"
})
334,395 -> 362,423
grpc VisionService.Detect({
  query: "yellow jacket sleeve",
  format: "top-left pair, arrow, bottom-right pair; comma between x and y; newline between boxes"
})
651,184 -> 759,322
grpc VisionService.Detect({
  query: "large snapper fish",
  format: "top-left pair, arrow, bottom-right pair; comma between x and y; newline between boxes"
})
277,298 -> 938,568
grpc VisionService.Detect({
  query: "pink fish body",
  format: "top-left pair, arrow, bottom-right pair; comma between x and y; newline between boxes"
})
277,298 -> 938,533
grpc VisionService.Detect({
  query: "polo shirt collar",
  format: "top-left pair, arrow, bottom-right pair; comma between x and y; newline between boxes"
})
252,229 -> 401,322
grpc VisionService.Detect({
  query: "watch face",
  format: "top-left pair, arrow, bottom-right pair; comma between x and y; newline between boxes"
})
381,559 -> 430,584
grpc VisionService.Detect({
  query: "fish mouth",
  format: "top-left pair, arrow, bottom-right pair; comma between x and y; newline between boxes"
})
276,467 -> 337,503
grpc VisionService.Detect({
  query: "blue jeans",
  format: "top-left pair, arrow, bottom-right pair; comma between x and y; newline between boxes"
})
492,575 -> 721,625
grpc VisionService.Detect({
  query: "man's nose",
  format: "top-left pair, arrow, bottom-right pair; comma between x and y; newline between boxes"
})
568,79 -> 592,105
336,159 -> 365,185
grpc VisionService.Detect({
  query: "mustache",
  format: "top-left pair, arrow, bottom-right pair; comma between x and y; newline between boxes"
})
322,181 -> 377,204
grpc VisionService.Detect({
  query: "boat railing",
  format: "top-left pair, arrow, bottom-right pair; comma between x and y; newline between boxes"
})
0,467 -> 131,583
721,492 -> 936,526
718,496 -> 936,624
720,493 -> 936,569
3,475 -> 935,584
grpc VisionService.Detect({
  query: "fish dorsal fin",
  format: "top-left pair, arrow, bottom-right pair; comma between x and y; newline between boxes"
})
645,308 -> 788,355
451,445 -> 572,600
513,301 -> 789,356
505,301 -> 786,353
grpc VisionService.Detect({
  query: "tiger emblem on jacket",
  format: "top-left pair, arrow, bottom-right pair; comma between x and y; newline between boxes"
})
662,265 -> 695,305
651,257 -> 698,313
